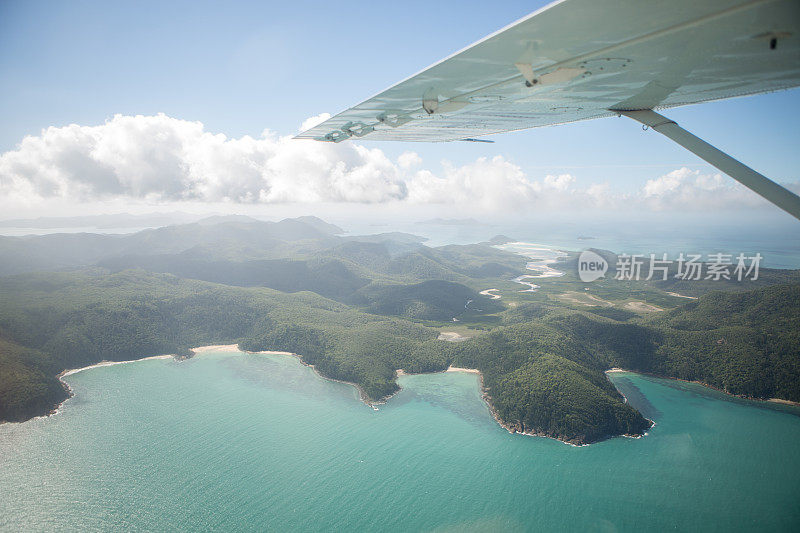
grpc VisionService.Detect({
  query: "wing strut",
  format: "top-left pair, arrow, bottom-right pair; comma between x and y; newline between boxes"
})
620,109 -> 800,221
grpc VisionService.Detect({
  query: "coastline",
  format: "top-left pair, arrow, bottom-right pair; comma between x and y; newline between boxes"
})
18,346 -> 798,446
31,347 -> 656,446
46,344 -> 387,422
45,345 -> 273,422
768,398 -> 800,406
241,347 -> 383,410
59,354 -> 174,378
604,368 -> 800,408
41,354 -> 182,422
398,364 -> 601,446
190,344 -> 242,354
446,366 -> 481,374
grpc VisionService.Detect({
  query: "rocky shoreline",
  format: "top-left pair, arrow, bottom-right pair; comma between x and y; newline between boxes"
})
396,364 -> 640,446
483,372 -> 653,447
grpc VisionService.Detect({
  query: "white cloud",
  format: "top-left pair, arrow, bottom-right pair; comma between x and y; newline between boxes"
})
299,112 -> 331,132
0,116 -> 546,209
640,167 -> 776,210
1,115 -> 795,215
643,167 -> 694,197
0,113 -> 406,204
406,156 -> 541,210
397,151 -> 422,170
542,173 -> 575,191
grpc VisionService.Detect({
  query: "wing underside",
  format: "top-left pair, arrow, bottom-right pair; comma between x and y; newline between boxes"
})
296,0 -> 800,143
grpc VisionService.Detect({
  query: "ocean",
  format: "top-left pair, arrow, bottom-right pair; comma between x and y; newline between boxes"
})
343,211 -> 800,270
2,349 -> 799,532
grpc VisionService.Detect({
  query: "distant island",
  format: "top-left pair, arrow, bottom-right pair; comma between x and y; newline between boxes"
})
418,218 -> 486,226
1,216 -> 798,445
0,211 -> 204,229
486,235 -> 515,245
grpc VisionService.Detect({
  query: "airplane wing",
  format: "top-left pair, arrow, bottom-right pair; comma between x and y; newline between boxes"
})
296,0 -> 800,143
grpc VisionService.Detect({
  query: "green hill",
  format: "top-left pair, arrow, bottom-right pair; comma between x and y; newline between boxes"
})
0,218 -> 798,445
360,280 -> 504,321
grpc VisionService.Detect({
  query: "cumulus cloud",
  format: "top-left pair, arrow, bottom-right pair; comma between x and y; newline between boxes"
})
298,112 -> 331,132
542,173 -> 575,191
406,156 -> 540,209
640,167 -> 777,210
0,114 -> 407,204
1,114 -> 794,213
0,115 -> 550,209
397,151 -> 422,170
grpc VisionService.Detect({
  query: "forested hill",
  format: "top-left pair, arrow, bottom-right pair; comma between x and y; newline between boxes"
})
0,216 -> 527,322
1,216 -> 798,444
0,270 -> 440,422
644,285 -> 800,400
0,215 -> 343,274
0,215 -> 405,273
1,265 -> 798,444
450,283 -> 800,442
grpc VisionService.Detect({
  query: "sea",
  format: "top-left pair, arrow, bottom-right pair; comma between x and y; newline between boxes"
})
344,210 -> 800,269
2,349 -> 799,532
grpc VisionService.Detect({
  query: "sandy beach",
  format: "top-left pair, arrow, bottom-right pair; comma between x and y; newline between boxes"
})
53,346 -> 798,449
52,345 -> 385,415
768,398 -> 800,406
190,344 -> 241,354
54,348 -> 585,447
446,366 -> 481,374
396,365 -> 481,376
60,354 -> 174,377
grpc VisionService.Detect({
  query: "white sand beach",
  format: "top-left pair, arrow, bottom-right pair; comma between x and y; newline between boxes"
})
446,366 -> 481,374
60,355 -> 174,377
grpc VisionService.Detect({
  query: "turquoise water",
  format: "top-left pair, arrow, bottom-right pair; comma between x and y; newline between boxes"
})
2,350 -> 799,532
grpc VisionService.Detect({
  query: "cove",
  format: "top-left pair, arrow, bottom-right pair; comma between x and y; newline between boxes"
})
1,348 -> 799,532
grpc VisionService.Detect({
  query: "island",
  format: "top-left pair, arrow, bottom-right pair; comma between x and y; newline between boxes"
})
1,216 -> 798,445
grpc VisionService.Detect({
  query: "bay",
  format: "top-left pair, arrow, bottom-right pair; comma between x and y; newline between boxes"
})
1,349 -> 799,532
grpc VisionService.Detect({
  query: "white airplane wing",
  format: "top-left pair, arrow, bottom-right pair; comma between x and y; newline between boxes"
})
296,0 -> 799,143
295,0 -> 800,219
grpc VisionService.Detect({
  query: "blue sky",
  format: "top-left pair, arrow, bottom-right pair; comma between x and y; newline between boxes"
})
1,0 -> 799,219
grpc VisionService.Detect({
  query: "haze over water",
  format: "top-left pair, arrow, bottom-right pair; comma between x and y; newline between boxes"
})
2,349 -> 799,532
346,211 -> 800,269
